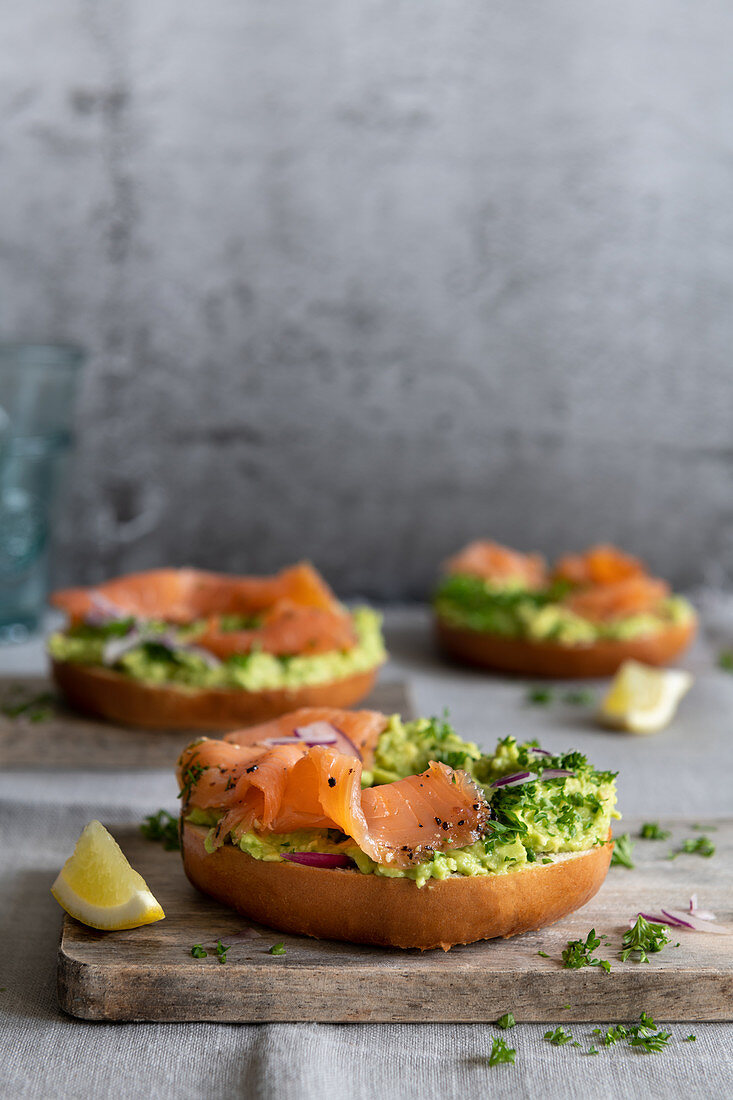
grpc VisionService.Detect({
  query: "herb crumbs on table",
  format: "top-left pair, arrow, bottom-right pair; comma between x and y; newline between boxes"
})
561,929 -> 611,972
496,1012 -> 515,1029
488,1037 -> 515,1066
621,916 -> 671,963
610,833 -> 635,868
668,836 -> 715,860
639,822 -> 671,841
269,942 -> 286,956
544,1026 -> 574,1046
526,686 -> 554,704
140,809 -> 180,851
190,944 -> 207,958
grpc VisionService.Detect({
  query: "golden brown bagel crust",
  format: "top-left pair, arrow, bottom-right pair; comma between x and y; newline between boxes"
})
51,659 -> 378,730
181,821 -> 613,950
435,617 -> 696,679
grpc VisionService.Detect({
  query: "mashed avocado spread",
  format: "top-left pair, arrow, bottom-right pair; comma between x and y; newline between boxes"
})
186,716 -> 619,888
433,572 -> 693,645
47,606 -> 386,691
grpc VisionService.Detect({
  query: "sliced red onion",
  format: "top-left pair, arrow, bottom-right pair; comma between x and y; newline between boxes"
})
158,635 -> 222,668
661,909 -> 728,935
281,851 -> 353,869
631,909 -> 728,935
264,735 -> 337,748
293,721 -> 339,744
491,767 -> 574,789
633,912 -> 670,926
103,627 -> 146,665
264,722 -> 362,760
103,628 -> 221,668
689,895 -> 716,921
491,771 -> 535,789
331,728 -> 363,762
84,591 -> 130,626
530,748 -> 554,757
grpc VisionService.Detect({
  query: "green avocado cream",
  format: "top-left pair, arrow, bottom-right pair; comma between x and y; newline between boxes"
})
48,606 -> 386,692
186,717 -> 620,888
433,572 -> 694,645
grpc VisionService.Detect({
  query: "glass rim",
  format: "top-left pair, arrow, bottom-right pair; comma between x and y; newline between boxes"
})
0,342 -> 85,368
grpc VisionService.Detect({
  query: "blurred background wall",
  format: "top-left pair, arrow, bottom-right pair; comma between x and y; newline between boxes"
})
2,0 -> 733,599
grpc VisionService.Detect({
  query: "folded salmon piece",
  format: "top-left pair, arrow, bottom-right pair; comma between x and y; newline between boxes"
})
177,730 -> 491,870
444,540 -> 546,589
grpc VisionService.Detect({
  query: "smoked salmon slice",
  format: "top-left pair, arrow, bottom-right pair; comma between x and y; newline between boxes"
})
177,733 -> 491,869
50,563 -> 358,660
445,540 -> 546,589
51,562 -> 342,624
553,544 -> 645,587
222,707 -> 389,765
563,575 -> 669,622
552,545 -> 669,621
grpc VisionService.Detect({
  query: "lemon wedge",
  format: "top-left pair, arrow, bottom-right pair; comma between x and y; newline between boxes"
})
599,660 -> 693,734
51,820 -> 165,930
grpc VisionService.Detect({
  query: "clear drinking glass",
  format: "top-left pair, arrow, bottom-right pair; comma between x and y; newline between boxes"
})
0,344 -> 84,639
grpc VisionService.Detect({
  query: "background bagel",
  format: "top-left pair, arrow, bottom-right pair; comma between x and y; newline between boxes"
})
435,617 -> 696,679
51,659 -> 378,730
181,820 -> 613,950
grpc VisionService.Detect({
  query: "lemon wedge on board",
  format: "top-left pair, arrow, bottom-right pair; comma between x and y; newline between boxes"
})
51,820 -> 165,930
599,660 -> 693,734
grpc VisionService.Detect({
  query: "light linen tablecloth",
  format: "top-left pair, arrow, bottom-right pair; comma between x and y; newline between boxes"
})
2,606 -> 732,1100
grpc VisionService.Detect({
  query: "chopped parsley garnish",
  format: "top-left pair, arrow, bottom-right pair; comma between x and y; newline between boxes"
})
592,1024 -> 628,1046
621,916 -> 671,963
563,689 -> 595,706
190,944 -> 207,958
537,950 -> 550,958
717,650 -> 733,672
1,690 -> 56,722
140,809 -> 180,851
488,1037 -> 516,1066
544,1026 -> 574,1046
592,1013 -> 671,1053
685,1035 -> 696,1042
639,822 -> 671,841
610,833 -> 635,868
527,686 -> 554,705
561,929 -> 611,972
669,836 -> 715,859
584,1046 -> 599,1056
629,1023 -> 672,1053
268,942 -> 286,956
215,939 -> 231,964
496,1012 -> 516,1029
691,823 -> 717,832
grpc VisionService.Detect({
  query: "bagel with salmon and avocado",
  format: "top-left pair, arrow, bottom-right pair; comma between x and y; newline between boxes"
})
177,707 -> 618,950
433,540 -> 695,678
48,564 -> 386,729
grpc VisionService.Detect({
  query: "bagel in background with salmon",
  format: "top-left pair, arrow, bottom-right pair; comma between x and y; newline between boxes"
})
177,706 -> 618,950
48,564 -> 386,728
433,540 -> 695,678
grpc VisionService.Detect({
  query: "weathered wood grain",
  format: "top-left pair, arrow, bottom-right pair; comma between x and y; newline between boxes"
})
57,817 -> 733,1023
0,677 -> 413,769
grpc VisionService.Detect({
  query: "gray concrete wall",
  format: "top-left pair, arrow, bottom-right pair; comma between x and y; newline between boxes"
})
2,1 -> 733,599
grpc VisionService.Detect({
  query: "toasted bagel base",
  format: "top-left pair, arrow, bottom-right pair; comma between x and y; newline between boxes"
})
435,617 -> 696,679
181,821 -> 613,950
51,659 -> 379,730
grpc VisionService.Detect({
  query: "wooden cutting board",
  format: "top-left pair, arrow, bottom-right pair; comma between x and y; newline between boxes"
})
57,817 -> 732,1023
0,677 -> 413,769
